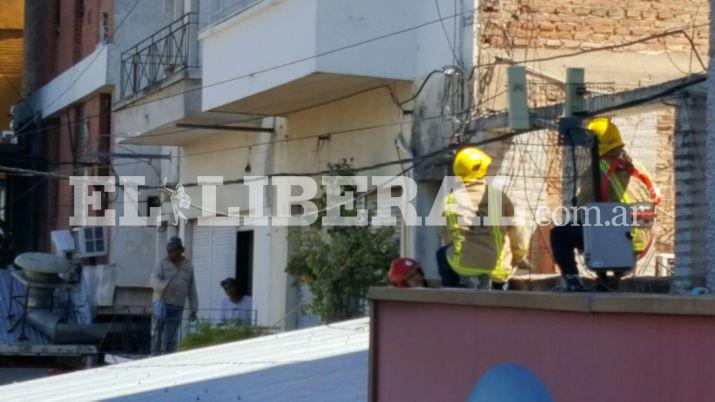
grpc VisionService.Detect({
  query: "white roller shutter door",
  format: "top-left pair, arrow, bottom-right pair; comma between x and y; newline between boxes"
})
190,224 -> 237,323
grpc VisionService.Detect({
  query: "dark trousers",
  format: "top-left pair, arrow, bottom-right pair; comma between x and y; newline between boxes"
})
550,225 -> 584,277
152,302 -> 184,355
436,245 -> 463,287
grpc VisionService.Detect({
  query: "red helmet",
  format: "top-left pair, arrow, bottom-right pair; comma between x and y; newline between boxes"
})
389,258 -> 420,288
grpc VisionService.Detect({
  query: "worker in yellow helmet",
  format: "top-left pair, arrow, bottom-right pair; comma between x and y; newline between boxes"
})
550,117 -> 660,291
438,147 -> 530,289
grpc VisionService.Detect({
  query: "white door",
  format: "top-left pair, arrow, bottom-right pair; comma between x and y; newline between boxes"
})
191,224 -> 237,323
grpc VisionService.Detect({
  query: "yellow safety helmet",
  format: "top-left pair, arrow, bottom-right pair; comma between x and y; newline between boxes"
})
453,147 -> 492,182
588,117 -> 623,156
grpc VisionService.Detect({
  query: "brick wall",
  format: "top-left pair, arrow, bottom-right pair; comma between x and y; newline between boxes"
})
23,0 -> 58,93
56,0 -> 83,75
655,108 -> 676,254
54,0 -> 114,78
0,29 -> 23,130
480,0 -> 709,54
81,0 -> 113,57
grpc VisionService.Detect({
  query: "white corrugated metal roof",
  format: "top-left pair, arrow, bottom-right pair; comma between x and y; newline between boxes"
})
0,318 -> 369,402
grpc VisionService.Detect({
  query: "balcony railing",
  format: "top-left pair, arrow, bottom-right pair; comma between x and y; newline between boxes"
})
200,0 -> 262,28
120,12 -> 199,100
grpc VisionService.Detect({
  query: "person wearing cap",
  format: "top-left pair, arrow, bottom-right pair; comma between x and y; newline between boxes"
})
388,258 -> 428,288
149,236 -> 199,354
442,147 -> 530,290
218,278 -> 253,325
550,117 -> 660,291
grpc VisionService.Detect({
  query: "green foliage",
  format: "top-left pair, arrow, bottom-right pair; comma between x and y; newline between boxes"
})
286,159 -> 399,323
179,322 -> 264,351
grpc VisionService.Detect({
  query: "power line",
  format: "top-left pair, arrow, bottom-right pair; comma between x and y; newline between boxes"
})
11,21 -> 706,142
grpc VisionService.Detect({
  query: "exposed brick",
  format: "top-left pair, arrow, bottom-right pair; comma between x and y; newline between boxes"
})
479,0 -> 709,53
630,27 -> 649,36
608,8 -> 624,18
591,33 -> 611,42
573,31 -> 590,40
561,39 -> 580,48
580,41 -> 602,49
573,24 -> 590,32
626,9 -> 641,18
592,24 -> 614,34
544,39 -> 562,48
573,7 -> 590,16
513,37 -> 530,47
657,11 -> 674,20
641,10 -> 657,19
539,22 -> 555,31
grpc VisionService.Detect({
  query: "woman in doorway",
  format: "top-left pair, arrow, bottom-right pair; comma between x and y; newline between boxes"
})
218,278 -> 254,325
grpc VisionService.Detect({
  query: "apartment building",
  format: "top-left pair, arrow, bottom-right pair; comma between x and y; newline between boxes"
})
113,0 -> 473,328
14,0 -> 169,314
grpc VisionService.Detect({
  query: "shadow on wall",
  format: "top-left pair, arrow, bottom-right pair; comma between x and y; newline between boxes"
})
105,351 -> 367,402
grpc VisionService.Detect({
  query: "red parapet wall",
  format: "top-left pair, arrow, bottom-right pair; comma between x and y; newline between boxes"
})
368,288 -> 715,402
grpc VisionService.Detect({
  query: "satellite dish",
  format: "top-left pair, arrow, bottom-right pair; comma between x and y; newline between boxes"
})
14,252 -> 71,276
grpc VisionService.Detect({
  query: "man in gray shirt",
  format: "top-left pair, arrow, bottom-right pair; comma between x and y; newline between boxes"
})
150,236 -> 199,354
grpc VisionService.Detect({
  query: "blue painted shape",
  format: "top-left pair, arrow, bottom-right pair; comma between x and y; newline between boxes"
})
466,363 -> 553,402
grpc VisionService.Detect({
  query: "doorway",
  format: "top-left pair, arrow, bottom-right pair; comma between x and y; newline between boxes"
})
235,231 -> 254,297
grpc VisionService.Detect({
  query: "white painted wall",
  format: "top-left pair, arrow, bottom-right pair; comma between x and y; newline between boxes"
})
29,45 -> 112,118
108,0 -> 173,289
200,0 -> 473,112
175,85 -> 411,327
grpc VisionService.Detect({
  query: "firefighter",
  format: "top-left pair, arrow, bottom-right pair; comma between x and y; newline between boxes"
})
388,258 -> 428,288
550,117 -> 660,291
441,147 -> 530,289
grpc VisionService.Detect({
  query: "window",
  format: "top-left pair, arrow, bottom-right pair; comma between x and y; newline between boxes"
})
100,12 -> 110,42
77,227 -> 108,257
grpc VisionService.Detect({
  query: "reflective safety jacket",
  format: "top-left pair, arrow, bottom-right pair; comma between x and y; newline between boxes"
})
600,152 -> 659,257
580,149 -> 660,258
442,181 -> 529,281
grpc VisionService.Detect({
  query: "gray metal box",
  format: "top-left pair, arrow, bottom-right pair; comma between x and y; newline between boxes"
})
581,203 -> 635,271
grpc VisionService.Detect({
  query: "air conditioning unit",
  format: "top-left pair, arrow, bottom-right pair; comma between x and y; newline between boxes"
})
75,227 -> 108,258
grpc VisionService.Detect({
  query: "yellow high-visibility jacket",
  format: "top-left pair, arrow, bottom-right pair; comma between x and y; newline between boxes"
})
442,181 -> 529,281
578,149 -> 659,256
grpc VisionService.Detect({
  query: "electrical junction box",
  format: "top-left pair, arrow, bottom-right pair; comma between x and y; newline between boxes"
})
581,203 -> 635,271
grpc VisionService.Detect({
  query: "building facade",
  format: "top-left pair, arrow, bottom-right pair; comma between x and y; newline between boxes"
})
114,0 -> 473,328
13,0 -> 169,320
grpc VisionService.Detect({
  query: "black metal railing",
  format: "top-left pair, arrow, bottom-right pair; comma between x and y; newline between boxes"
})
120,12 -> 199,100
98,305 -> 260,355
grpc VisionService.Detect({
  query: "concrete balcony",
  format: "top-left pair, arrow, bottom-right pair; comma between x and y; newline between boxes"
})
200,0 -> 472,115
114,12 -> 259,146
28,44 -> 113,119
